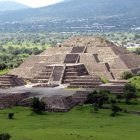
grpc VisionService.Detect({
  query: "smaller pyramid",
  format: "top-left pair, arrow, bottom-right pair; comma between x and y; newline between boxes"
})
0,75 -> 25,88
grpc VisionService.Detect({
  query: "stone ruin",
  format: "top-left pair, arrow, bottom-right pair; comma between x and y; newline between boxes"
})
0,92 -> 30,109
42,91 -> 89,112
1,36 -> 140,111
0,75 -> 25,88
0,90 -> 89,112
100,80 -> 128,95
9,36 -> 140,89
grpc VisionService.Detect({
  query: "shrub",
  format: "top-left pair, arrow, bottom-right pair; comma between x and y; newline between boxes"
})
31,97 -> 46,113
8,113 -> 14,119
111,104 -> 122,116
101,77 -> 109,84
86,90 -> 98,104
108,94 -> 117,104
110,99 -> 117,104
123,109 -> 128,113
136,71 -> 140,76
86,90 -> 110,108
121,71 -> 134,80
111,112 -> 115,117
93,103 -> 99,113
0,133 -> 11,140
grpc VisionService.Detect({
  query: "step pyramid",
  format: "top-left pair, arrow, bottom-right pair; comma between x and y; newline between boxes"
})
9,36 -> 140,88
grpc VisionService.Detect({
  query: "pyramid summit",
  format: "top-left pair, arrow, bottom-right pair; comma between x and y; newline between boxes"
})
9,36 -> 140,88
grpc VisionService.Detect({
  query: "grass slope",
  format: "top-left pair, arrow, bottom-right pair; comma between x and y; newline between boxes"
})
0,105 -> 140,140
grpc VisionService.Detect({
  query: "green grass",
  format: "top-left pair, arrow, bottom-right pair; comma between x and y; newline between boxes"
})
127,48 -> 137,52
0,69 -> 10,75
64,88 -> 81,91
101,77 -> 109,84
0,105 -> 140,140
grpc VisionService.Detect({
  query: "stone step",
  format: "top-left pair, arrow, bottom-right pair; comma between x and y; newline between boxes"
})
41,70 -> 53,73
63,76 -> 79,79
71,79 -> 101,82
35,76 -> 50,79
63,79 -> 74,83
32,79 -> 49,83
70,82 -> 101,86
68,85 -> 97,88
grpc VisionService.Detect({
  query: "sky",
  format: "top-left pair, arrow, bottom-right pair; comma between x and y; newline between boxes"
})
0,0 -> 63,8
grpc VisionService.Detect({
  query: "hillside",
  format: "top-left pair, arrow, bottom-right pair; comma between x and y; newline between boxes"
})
0,0 -> 140,20
0,0 -> 139,32
0,1 -> 30,11
39,0 -> 140,18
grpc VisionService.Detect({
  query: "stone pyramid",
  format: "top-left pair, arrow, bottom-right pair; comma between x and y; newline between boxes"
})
9,36 -> 140,88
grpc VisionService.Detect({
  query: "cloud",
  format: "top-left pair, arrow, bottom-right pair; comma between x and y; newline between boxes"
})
0,0 -> 63,7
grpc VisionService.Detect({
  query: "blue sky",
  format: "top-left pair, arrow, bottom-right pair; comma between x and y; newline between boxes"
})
0,0 -> 63,7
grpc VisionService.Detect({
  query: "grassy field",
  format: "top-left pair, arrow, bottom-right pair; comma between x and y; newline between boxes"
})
0,105 -> 140,140
127,48 -> 137,51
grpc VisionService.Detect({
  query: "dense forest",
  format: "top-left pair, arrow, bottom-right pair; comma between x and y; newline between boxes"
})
0,33 -> 51,72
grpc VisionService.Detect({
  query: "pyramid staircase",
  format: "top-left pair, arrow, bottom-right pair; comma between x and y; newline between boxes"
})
32,66 -> 54,84
64,54 -> 80,63
32,65 -> 66,85
62,64 -> 89,84
50,65 -> 65,84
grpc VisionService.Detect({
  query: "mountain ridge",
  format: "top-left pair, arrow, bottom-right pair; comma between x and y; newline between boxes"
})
1,0 -> 140,21
0,0 -> 139,32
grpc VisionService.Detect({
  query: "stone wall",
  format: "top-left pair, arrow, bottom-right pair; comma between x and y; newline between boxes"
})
0,75 -> 25,88
0,90 -> 89,112
0,92 -> 30,109
42,91 -> 89,112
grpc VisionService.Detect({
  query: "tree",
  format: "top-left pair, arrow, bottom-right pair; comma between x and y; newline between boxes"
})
0,133 -> 11,140
86,90 -> 110,108
86,90 -> 98,104
124,83 -> 137,104
31,97 -> 46,113
0,62 -> 7,70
